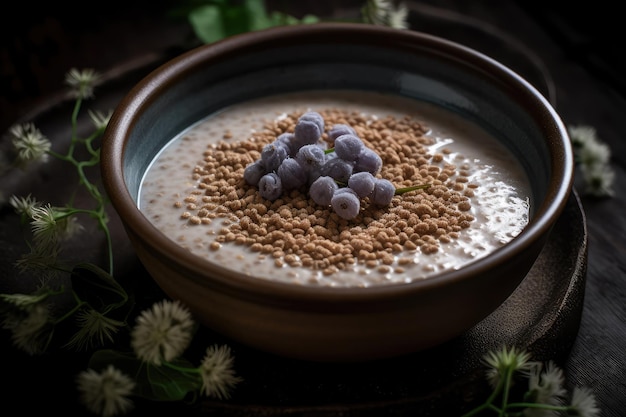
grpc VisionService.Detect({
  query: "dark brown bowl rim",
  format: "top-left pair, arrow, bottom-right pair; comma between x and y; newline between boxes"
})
102,22 -> 574,304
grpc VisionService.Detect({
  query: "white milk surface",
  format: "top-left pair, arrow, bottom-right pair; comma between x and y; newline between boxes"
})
139,91 -> 531,287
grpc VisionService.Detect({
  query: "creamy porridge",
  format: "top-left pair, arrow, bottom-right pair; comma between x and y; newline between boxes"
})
139,91 -> 530,287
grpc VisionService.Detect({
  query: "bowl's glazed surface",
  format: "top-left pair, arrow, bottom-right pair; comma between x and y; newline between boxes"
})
101,23 -> 573,361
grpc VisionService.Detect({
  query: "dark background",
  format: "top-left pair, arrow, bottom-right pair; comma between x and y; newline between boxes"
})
2,1 -> 625,416
2,0 -> 625,133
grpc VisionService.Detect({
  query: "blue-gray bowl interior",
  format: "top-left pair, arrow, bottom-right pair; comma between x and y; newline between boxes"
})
119,24 -> 571,261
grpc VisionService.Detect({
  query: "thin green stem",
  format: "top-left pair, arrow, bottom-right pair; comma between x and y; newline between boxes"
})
68,98 -> 83,157
460,377 -> 507,417
44,96 -> 113,274
394,184 -> 431,194
499,365 -> 515,417
51,298 -> 88,325
164,361 -> 201,375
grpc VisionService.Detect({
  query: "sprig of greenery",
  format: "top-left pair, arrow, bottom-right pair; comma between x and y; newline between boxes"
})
178,0 -> 320,45
1,69 -> 241,415
178,0 -> 410,45
1,69 -> 130,357
461,346 -> 599,417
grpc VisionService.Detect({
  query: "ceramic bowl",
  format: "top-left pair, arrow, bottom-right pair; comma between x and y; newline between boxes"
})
101,23 -> 574,362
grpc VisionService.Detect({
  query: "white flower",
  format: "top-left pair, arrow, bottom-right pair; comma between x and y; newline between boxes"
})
199,344 -> 242,399
524,361 -> 567,416
362,0 -> 409,29
24,204 -> 84,258
567,124 -> 614,197
30,204 -> 60,250
76,365 -> 135,417
580,162 -> 615,197
8,123 -> 51,166
363,0 -> 392,25
483,345 -> 533,388
14,245 -> 60,273
130,299 -> 195,365
570,387 -> 600,417
9,194 -> 41,218
66,308 -> 125,351
387,2 -> 409,29
576,135 -> 611,167
65,68 -> 101,99
89,109 -> 113,130
2,302 -> 52,355
0,292 -> 49,309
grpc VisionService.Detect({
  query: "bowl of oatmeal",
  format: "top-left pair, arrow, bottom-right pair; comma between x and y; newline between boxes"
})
101,23 -> 574,361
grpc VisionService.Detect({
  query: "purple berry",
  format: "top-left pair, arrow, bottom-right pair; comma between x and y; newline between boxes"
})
277,158 -> 307,190
331,188 -> 360,220
334,134 -> 364,162
276,132 -> 297,156
261,141 -> 288,172
299,111 -> 325,133
309,176 -> 338,206
243,160 -> 267,185
354,147 -> 383,175
294,119 -> 321,147
371,178 -> 395,206
295,144 -> 326,172
328,124 -> 357,143
258,173 -> 282,201
322,157 -> 354,184
348,171 -> 376,198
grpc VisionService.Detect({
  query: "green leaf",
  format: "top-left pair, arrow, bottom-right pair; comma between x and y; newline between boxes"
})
188,5 -> 226,44
143,360 -> 201,401
300,14 -> 321,24
70,263 -> 128,312
244,0 -> 273,30
88,350 -> 202,401
266,11 -> 321,27
187,0 -> 322,46
221,4 -> 252,37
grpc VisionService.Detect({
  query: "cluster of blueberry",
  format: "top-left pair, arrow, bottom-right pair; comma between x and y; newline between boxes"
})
243,111 -> 425,219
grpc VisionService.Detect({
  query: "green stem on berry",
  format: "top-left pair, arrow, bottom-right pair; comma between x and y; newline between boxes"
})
395,184 -> 431,195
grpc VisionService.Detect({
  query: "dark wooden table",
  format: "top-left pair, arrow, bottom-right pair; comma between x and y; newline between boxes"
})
1,1 -> 624,416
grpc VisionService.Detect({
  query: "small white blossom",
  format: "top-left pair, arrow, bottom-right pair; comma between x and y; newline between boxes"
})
65,68 -> 102,99
89,109 -> 113,130
76,365 -> 135,417
363,0 -> 392,25
27,204 -> 84,255
130,299 -> 195,365
524,361 -> 567,416
362,0 -> 409,29
483,345 -> 533,388
8,123 -> 51,166
199,344 -> 242,399
568,124 -> 614,197
0,292 -> 49,309
2,302 -> 53,355
580,163 -> 615,197
387,2 -> 409,29
66,308 -> 125,351
9,194 -> 41,218
570,386 -> 600,417
30,204 -> 60,250
14,245 -> 60,273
